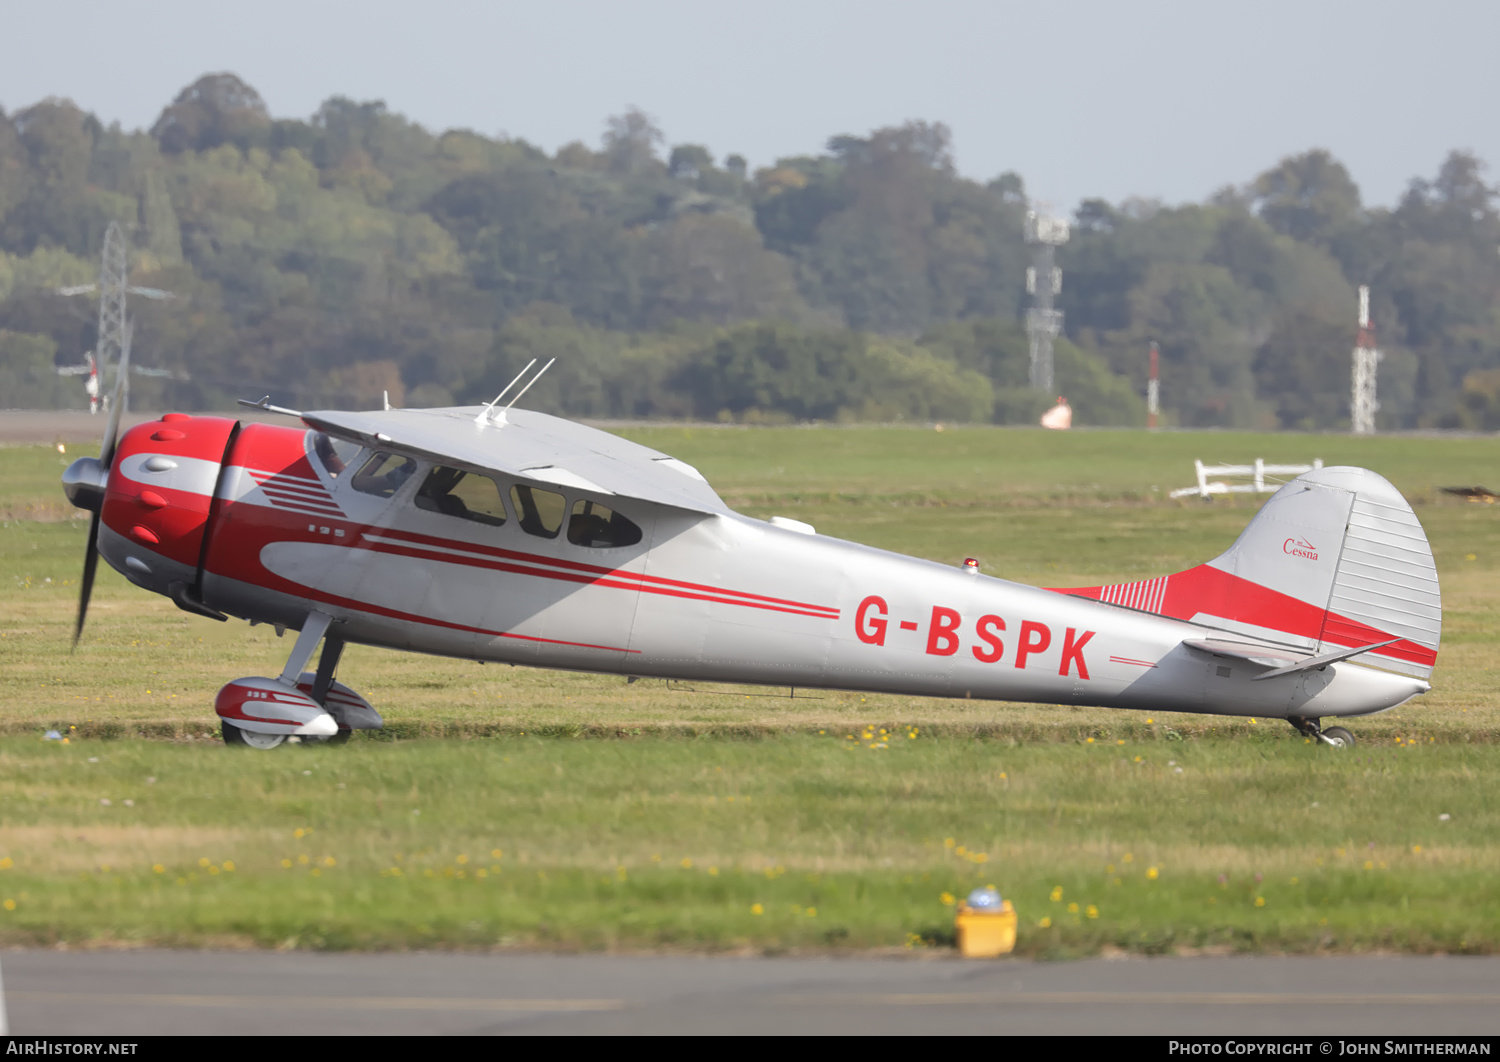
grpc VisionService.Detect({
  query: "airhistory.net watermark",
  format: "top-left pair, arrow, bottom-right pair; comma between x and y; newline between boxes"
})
5,1044 -> 138,1055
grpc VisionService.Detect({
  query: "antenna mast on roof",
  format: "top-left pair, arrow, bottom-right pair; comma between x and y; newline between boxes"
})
476,359 -> 537,424
505,358 -> 556,409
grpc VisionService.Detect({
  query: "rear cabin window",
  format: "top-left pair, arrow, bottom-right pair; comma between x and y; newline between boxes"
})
567,499 -> 643,548
415,467 -> 507,527
510,484 -> 565,539
351,452 -> 419,498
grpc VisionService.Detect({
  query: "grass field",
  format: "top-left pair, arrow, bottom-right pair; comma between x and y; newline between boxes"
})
1,423 -> 1497,954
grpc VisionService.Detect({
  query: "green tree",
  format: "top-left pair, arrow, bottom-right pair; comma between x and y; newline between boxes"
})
0,329 -> 68,408
638,214 -> 807,328
603,108 -> 665,176
1,99 -> 98,254
674,322 -> 867,420
1251,150 -> 1362,247
151,73 -> 271,155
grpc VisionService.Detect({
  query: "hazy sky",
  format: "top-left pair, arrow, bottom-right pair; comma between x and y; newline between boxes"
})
2,0 -> 1496,212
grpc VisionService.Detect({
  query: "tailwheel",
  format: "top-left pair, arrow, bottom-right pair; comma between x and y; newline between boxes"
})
221,721 -> 287,750
1286,716 -> 1355,749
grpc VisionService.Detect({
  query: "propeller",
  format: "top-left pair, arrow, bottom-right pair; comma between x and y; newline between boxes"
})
70,321 -> 132,647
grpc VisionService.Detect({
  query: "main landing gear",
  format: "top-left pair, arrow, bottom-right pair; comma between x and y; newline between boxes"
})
1287,716 -> 1356,749
216,612 -> 383,749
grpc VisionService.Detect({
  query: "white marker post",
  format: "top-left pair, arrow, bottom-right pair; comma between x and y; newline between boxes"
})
1148,342 -> 1160,430
1351,286 -> 1379,435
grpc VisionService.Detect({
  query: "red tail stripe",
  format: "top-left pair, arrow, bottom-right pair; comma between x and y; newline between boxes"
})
1052,564 -> 1437,668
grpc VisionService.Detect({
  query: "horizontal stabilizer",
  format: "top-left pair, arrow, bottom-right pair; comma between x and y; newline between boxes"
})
1249,639 -> 1399,681
1181,638 -> 1307,669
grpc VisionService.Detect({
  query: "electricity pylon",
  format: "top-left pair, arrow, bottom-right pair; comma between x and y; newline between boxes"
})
58,221 -> 173,410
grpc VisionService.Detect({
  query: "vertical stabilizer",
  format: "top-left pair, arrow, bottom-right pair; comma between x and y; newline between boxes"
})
1050,466 -> 1440,679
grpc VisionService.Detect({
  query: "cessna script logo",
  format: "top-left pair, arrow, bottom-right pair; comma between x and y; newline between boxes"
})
1283,537 -> 1319,561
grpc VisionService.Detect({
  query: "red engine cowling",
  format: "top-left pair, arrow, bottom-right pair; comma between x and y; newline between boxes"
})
102,414 -> 238,579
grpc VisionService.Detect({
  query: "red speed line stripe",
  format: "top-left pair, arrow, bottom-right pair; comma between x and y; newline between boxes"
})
296,586 -> 638,654
226,713 -> 307,726
211,492 -> 841,621
249,474 -> 336,493
219,703 -> 312,726
248,471 -> 346,516
252,475 -> 323,492
221,481 -> 839,617
261,487 -> 339,505
263,491 -> 342,508
204,506 -> 637,652
1109,656 -> 1158,668
358,538 -> 838,620
359,528 -> 841,619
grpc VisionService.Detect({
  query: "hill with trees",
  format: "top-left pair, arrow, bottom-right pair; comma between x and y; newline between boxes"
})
1,72 -> 1496,429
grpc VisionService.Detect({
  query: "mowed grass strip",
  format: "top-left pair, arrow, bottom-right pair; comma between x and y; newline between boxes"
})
0,733 -> 1494,954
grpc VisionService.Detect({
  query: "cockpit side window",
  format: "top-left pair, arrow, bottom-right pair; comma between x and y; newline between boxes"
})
310,432 -> 362,478
567,499 -> 643,548
351,452 -> 419,498
415,466 -> 507,527
509,484 -> 565,539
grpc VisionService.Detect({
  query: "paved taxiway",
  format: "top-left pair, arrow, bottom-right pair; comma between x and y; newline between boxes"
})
5,950 -> 1500,1035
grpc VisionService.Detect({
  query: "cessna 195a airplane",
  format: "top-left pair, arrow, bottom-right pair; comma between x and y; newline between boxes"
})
61,353 -> 1441,750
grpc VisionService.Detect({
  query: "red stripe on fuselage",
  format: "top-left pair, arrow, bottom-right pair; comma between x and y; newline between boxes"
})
361,525 -> 840,617
303,585 -> 640,654
205,493 -> 839,645
356,534 -> 839,620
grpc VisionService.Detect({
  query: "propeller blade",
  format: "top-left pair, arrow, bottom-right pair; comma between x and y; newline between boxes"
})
100,320 -> 132,468
77,320 -> 130,647
73,511 -> 100,648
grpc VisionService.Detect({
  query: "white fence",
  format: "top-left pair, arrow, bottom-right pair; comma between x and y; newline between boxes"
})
1169,458 -> 1323,499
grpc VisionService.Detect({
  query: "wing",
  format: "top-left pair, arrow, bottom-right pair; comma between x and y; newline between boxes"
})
300,406 -> 730,516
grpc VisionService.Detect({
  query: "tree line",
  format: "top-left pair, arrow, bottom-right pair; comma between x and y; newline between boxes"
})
1,72 -> 1496,429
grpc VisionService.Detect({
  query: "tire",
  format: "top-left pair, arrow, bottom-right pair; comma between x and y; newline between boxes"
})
1322,726 -> 1356,749
221,720 -> 287,750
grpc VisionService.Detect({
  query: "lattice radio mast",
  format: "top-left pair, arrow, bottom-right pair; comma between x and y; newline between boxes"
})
1024,209 -> 1069,392
1351,285 -> 1379,435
